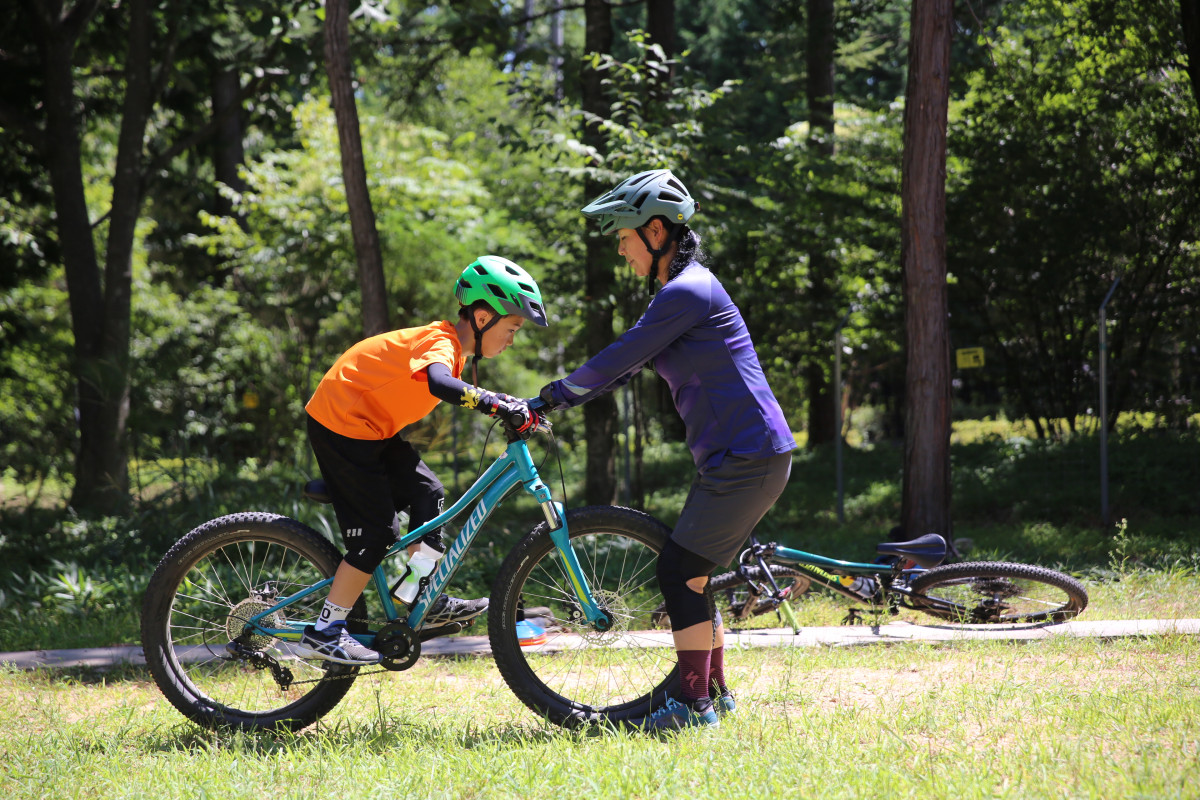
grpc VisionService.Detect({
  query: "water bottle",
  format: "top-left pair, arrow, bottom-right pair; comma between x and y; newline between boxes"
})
839,574 -> 878,600
393,541 -> 444,604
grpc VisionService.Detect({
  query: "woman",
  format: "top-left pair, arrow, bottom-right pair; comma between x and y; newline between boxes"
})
536,170 -> 796,730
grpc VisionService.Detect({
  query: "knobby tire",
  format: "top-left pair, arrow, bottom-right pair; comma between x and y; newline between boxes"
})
907,561 -> 1088,623
489,506 -> 678,728
141,512 -> 366,732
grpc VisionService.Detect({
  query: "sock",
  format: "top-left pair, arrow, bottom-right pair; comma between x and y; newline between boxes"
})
709,645 -> 727,695
314,600 -> 352,632
676,649 -> 711,702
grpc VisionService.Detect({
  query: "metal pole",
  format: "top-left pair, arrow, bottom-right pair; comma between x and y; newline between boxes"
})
1099,276 -> 1121,528
834,313 -> 851,524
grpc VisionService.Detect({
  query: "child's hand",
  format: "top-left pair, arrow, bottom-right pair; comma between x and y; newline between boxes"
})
490,397 -> 544,435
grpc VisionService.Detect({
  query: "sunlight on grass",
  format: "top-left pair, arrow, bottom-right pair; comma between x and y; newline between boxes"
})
2,636 -> 1197,799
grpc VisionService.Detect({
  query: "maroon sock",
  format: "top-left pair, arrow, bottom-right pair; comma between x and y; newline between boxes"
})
676,649 -> 711,702
709,645 -> 727,694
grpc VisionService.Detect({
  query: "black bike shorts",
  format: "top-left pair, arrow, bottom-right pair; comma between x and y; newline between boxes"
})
306,414 -> 444,573
670,451 -> 792,567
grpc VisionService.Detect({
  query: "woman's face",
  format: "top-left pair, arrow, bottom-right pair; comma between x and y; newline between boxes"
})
619,224 -> 657,277
476,310 -> 525,358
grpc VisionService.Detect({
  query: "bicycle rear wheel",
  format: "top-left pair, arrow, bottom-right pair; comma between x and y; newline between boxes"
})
141,512 -> 367,731
489,506 -> 676,728
906,561 -> 1088,624
650,565 -> 811,626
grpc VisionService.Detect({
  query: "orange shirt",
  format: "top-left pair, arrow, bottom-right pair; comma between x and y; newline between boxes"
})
306,321 -> 466,440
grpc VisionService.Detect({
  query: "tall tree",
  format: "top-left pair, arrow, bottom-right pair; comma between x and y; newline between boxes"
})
20,0 -> 157,514
646,0 -> 676,95
325,0 -> 389,337
804,0 -> 838,448
1184,0 -> 1200,106
899,0 -> 953,539
581,0 -> 618,505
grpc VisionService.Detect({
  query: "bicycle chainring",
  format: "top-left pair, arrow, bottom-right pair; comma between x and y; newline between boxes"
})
375,620 -> 421,671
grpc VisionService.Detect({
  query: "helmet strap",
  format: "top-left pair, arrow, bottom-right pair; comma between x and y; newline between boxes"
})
637,221 -> 683,298
469,307 -> 503,361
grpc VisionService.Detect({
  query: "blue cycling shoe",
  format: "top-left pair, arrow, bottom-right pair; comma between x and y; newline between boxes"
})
643,697 -> 719,732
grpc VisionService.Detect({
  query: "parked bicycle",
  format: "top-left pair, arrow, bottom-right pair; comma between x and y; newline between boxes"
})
670,533 -> 1089,630
141,411 -> 679,732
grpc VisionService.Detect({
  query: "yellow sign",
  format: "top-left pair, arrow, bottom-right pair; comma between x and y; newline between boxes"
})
956,348 -> 985,369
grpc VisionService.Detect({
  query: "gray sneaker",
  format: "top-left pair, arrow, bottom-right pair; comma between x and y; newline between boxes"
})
294,623 -> 381,665
420,595 -> 489,629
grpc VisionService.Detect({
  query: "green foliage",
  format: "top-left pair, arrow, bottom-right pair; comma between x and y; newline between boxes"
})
0,273 -> 76,485
947,0 -> 1200,431
735,104 -> 906,424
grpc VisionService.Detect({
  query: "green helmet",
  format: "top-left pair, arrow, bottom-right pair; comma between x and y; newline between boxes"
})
581,169 -> 699,235
455,256 -> 548,327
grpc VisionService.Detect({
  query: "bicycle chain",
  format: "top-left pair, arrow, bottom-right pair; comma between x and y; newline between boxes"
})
234,613 -> 445,688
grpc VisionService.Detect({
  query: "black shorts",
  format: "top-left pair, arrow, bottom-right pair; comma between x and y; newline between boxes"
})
669,451 -> 792,567
306,415 -> 445,572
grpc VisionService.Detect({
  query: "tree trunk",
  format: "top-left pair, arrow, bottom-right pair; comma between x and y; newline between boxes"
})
581,0 -> 617,505
1182,0 -> 1200,107
33,0 -> 140,515
211,65 -> 246,221
646,0 -> 675,97
325,0 -> 390,338
804,0 -> 838,448
899,0 -> 954,541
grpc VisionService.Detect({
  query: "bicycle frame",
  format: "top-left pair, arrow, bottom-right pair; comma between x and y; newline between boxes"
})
737,540 -> 922,630
242,433 -> 609,644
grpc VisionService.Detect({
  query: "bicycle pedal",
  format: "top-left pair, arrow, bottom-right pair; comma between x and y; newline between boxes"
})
417,622 -> 464,642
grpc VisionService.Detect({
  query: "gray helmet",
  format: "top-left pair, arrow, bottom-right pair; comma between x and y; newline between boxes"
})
581,169 -> 698,235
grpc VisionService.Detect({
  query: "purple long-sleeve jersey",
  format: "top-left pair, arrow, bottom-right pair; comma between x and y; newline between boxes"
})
545,263 -> 797,471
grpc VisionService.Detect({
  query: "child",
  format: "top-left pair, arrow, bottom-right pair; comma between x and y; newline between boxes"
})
295,256 -> 547,664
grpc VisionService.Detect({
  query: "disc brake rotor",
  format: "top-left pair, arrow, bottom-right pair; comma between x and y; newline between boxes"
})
577,589 -> 628,646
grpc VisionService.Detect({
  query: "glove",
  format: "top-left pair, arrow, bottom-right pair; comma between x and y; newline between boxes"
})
489,396 -> 542,435
537,383 -> 560,410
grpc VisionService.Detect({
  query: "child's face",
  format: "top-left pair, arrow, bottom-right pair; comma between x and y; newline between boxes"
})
478,312 -> 526,358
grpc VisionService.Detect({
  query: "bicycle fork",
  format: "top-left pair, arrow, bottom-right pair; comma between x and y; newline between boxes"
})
537,497 -> 615,632
740,544 -> 802,633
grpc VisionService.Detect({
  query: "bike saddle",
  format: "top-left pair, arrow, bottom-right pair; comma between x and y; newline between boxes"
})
876,533 -> 947,568
303,479 -> 332,504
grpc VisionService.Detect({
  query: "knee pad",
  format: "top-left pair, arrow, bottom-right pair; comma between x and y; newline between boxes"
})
657,539 -> 718,631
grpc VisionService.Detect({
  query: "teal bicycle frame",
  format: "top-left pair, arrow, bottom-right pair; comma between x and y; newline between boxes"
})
242,434 -> 611,645
755,545 -> 889,630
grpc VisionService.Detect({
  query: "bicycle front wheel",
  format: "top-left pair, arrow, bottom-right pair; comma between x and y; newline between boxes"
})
489,506 -> 676,728
907,561 -> 1088,624
141,512 -> 366,731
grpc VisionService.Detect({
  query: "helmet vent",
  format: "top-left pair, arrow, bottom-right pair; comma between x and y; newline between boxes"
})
504,265 -> 520,275
660,190 -> 683,202
518,282 -> 535,293
633,190 -> 650,209
472,264 -> 488,275
487,283 -> 507,300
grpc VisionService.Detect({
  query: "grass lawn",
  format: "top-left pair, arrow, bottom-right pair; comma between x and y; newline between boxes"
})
2,632 -> 1197,799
